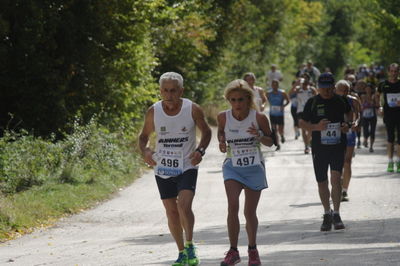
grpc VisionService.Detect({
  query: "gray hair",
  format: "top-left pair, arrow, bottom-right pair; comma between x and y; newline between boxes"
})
243,72 -> 256,80
335,80 -> 351,89
388,63 -> 399,70
159,72 -> 184,88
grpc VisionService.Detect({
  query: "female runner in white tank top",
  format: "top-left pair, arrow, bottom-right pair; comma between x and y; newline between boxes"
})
217,79 -> 274,266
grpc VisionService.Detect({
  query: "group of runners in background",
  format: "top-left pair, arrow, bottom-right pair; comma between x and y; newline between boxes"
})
138,62 -> 400,266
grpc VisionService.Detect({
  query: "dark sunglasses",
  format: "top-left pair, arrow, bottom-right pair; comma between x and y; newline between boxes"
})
229,97 -> 245,102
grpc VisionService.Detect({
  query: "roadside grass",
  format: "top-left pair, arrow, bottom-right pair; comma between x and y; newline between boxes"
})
0,171 -> 141,241
0,118 -> 145,242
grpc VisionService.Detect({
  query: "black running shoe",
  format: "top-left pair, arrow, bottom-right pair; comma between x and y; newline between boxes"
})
332,213 -> 345,230
281,136 -> 285,143
320,213 -> 332,231
275,145 -> 281,151
341,191 -> 349,202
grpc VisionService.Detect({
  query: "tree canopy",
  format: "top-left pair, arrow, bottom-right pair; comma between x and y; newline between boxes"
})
0,0 -> 398,136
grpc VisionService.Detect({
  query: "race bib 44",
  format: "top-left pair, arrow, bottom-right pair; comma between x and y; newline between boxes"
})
321,122 -> 341,145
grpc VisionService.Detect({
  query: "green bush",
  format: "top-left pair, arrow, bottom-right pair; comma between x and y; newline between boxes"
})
0,117 -> 139,194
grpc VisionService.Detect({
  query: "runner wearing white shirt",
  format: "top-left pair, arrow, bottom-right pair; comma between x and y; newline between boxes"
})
294,73 -> 317,153
139,72 -> 211,266
243,72 -> 267,111
266,64 -> 283,87
218,79 -> 273,266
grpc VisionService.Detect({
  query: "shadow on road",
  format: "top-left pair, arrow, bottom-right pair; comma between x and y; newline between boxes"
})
124,217 -> 400,265
289,202 -> 321,208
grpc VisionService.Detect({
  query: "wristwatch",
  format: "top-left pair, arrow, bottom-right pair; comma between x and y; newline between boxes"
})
195,147 -> 205,156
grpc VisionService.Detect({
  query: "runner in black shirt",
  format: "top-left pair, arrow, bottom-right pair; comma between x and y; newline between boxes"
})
300,73 -> 353,231
377,63 -> 400,172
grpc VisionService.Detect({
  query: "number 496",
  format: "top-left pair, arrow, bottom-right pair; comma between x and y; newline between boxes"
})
161,158 -> 179,167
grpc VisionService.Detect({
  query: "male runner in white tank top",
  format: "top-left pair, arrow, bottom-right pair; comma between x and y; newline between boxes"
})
243,72 -> 267,112
139,72 -> 211,266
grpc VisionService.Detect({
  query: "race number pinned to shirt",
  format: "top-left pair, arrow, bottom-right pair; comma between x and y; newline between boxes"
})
154,148 -> 183,177
387,93 -> 400,108
362,108 -> 374,118
321,122 -> 341,145
231,146 -> 261,167
270,105 -> 282,116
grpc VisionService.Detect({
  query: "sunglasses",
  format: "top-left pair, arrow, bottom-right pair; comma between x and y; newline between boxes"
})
229,97 -> 245,102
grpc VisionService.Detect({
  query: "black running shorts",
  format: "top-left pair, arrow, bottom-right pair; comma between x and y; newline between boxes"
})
291,106 -> 299,127
312,146 -> 346,183
383,116 -> 400,144
269,115 -> 284,125
155,169 -> 198,199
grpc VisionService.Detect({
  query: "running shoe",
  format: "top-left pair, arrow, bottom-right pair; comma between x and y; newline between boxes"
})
281,136 -> 285,143
387,162 -> 394,172
275,144 -> 281,151
357,141 -> 361,149
397,162 -> 400,173
248,248 -> 261,266
341,191 -> 349,202
221,248 -> 241,266
172,251 -> 188,266
363,140 -> 368,148
185,243 -> 200,266
332,213 -> 345,230
369,147 -> 374,153
320,213 -> 332,231
304,146 -> 310,154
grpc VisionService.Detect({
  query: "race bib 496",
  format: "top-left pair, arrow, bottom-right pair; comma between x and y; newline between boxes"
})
155,148 -> 184,176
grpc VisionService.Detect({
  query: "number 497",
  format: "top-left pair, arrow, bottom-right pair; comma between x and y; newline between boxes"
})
236,156 -> 255,166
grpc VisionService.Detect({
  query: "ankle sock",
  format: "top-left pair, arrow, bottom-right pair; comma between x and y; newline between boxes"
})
248,245 -> 257,250
230,247 -> 238,251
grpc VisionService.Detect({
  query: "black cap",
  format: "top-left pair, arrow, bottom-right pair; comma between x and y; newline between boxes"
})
318,72 -> 335,88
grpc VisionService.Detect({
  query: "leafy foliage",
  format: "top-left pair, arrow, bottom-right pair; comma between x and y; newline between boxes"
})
0,118 -> 138,194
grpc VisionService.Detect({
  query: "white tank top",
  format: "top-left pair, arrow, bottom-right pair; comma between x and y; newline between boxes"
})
252,87 -> 264,110
153,98 -> 197,178
296,86 -> 314,113
224,109 -> 263,167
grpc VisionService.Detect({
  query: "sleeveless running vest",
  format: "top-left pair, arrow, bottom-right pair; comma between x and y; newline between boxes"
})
267,90 -> 284,116
296,86 -> 314,113
153,98 -> 197,178
252,86 -> 264,111
362,100 -> 376,118
224,109 -> 263,167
